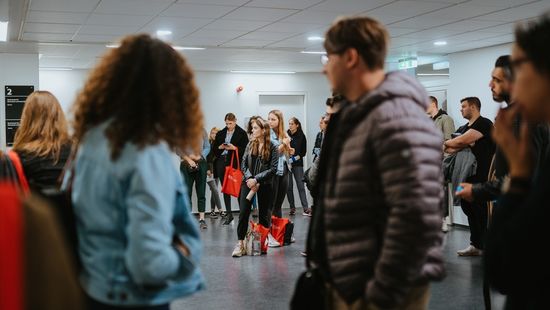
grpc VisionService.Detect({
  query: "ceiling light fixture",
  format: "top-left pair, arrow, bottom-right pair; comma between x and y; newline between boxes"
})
230,70 -> 296,74
106,44 -> 119,48
39,67 -> 73,71
156,30 -> 172,36
417,73 -> 449,76
300,51 -> 326,55
307,36 -> 324,41
0,21 -> 8,42
172,46 -> 205,51
433,41 -> 447,46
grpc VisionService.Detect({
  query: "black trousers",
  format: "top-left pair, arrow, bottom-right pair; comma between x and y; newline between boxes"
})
461,199 -> 488,249
272,166 -> 289,218
237,182 -> 273,240
215,157 -> 234,216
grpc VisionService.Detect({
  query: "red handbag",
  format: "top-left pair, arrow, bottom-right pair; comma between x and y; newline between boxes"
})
270,216 -> 290,246
250,221 -> 269,254
221,148 -> 243,198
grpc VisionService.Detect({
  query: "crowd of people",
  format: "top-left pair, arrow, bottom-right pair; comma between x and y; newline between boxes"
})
1,10 -> 549,310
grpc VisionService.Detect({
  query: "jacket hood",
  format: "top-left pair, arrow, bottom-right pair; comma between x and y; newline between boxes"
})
358,71 -> 429,110
432,109 -> 448,120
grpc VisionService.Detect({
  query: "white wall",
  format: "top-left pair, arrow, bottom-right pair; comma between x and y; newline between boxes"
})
0,53 -> 39,150
448,43 -> 512,127
39,69 -> 331,165
39,69 -> 88,113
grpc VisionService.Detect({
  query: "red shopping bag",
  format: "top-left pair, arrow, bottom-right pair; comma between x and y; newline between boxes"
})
250,221 -> 269,254
0,183 -> 24,310
221,148 -> 243,198
271,216 -> 289,246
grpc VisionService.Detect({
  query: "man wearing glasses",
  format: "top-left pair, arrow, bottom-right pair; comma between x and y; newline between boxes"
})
300,16 -> 445,310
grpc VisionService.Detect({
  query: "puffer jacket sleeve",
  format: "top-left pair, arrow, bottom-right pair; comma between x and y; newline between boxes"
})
365,104 -> 444,308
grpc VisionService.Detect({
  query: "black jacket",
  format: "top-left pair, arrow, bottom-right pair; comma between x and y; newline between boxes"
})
18,143 -> 72,191
212,125 -> 248,168
241,144 -> 278,185
472,113 -> 550,202
287,129 -> 307,167
485,150 -> 550,304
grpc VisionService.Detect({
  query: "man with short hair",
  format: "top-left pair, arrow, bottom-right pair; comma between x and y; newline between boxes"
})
427,96 -> 455,141
445,97 -> 495,256
302,16 -> 445,309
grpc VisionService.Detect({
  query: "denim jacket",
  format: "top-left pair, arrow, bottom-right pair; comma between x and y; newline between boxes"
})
270,129 -> 287,176
72,123 -> 205,306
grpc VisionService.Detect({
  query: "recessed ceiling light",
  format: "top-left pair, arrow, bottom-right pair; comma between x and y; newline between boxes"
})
172,46 -> 205,51
106,44 -> 119,48
156,30 -> 172,36
230,70 -> 296,74
40,67 -> 72,71
307,36 -> 324,41
434,41 -> 447,46
0,21 -> 8,42
417,73 -> 449,76
300,51 -> 327,55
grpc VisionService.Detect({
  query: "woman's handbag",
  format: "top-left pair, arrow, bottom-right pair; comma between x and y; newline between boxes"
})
221,148 -> 243,198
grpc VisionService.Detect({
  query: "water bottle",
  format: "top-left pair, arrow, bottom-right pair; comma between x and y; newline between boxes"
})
252,231 -> 261,256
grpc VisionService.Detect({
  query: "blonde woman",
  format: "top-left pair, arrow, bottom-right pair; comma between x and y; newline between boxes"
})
12,91 -> 72,191
268,110 -> 293,217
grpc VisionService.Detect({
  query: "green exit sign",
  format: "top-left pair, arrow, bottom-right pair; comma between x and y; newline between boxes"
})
398,57 -> 418,70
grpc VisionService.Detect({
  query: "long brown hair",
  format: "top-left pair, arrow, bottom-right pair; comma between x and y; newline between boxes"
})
268,110 -> 286,141
12,91 -> 70,162
72,34 -> 203,160
250,119 -> 271,161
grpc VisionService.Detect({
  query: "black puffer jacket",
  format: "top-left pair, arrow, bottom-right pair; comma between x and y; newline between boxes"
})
308,72 -> 445,308
241,143 -> 278,185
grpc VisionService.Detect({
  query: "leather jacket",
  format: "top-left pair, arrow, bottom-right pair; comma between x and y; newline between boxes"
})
241,143 -> 278,185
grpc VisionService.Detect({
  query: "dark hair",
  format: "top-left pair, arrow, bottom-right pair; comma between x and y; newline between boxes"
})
288,117 -> 304,135
326,94 -> 345,107
495,55 -> 514,80
324,16 -> 389,70
429,96 -> 438,107
73,34 -> 203,160
461,97 -> 481,111
515,12 -> 550,77
225,113 -> 236,121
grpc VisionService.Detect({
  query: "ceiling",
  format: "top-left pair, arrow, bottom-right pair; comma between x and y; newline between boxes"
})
1,0 -> 548,72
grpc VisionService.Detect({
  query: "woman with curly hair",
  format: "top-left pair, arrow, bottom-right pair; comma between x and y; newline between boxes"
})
71,34 -> 205,309
11,91 -> 72,191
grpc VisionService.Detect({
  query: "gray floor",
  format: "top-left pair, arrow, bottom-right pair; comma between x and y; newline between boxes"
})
172,211 -> 505,310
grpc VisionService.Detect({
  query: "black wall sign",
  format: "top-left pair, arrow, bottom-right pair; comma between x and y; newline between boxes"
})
5,85 -> 34,147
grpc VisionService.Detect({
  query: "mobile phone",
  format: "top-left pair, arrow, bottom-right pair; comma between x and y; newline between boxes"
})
456,185 -> 464,192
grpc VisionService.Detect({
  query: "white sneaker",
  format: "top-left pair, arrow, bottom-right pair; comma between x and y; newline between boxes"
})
441,219 -> 449,233
457,245 -> 483,256
232,242 -> 246,257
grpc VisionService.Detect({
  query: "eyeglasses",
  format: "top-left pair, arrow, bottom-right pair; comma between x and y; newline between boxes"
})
511,56 -> 530,69
320,54 -> 329,65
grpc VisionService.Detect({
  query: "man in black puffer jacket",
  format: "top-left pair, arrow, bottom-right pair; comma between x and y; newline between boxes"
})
302,16 -> 445,310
